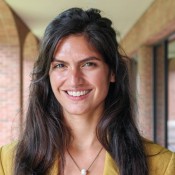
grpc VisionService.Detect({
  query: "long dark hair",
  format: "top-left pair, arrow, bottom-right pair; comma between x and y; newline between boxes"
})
14,8 -> 148,175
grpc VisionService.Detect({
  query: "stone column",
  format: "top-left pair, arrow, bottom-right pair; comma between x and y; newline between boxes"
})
137,46 -> 153,140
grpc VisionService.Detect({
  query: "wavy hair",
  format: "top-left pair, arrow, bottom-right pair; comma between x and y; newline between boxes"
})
14,8 -> 148,175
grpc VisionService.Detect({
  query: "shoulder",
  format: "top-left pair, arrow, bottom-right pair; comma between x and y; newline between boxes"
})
143,140 -> 175,175
0,141 -> 17,175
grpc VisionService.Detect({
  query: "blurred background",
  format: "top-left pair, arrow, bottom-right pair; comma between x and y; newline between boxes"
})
0,0 -> 175,151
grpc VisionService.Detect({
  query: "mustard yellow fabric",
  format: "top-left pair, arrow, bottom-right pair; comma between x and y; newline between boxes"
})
0,141 -> 175,175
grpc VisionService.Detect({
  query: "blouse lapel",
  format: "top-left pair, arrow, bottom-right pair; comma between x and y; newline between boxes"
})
103,152 -> 119,175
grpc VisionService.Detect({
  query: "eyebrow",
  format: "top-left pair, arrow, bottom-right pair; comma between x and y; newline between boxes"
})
52,56 -> 103,64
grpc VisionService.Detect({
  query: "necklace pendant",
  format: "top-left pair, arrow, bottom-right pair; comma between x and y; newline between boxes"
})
81,169 -> 87,175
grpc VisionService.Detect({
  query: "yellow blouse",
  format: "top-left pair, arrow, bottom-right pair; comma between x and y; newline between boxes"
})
0,141 -> 175,175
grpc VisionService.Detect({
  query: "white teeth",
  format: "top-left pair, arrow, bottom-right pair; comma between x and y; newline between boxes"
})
67,90 -> 89,97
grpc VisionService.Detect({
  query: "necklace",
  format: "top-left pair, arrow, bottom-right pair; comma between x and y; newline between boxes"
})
67,147 -> 103,175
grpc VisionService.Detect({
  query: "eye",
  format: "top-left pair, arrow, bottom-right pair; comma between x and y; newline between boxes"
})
54,63 -> 66,69
83,62 -> 97,67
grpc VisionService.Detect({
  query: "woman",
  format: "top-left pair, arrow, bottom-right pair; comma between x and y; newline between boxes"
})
0,8 -> 175,175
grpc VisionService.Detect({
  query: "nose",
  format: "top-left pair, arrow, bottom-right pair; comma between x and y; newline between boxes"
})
69,67 -> 84,86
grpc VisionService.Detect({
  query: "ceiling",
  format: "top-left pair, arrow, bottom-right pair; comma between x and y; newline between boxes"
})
4,0 -> 155,40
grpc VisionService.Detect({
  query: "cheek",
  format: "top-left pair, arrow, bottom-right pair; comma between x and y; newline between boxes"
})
49,72 -> 64,91
91,70 -> 111,89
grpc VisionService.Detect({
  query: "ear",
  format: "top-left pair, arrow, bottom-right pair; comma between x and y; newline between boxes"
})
110,72 -> 115,82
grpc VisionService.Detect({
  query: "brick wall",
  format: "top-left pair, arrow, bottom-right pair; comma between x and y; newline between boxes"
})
0,0 -> 20,146
0,0 -> 38,146
121,0 -> 175,146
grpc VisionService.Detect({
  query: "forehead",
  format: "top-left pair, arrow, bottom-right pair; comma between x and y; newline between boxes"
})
53,34 -> 102,60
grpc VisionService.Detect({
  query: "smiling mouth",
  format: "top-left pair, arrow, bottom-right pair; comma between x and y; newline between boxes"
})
66,90 -> 90,97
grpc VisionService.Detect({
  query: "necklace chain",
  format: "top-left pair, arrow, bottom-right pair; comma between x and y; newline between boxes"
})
67,147 -> 103,174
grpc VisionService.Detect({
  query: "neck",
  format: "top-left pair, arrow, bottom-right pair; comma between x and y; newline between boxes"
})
63,113 -> 105,175
64,112 -> 101,150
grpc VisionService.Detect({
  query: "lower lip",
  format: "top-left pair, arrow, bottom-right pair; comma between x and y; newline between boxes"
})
65,91 -> 90,101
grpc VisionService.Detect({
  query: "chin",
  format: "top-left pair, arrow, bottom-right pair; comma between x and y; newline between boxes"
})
64,107 -> 89,116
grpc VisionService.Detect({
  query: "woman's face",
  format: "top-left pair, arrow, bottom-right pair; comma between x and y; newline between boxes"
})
49,35 -> 115,118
